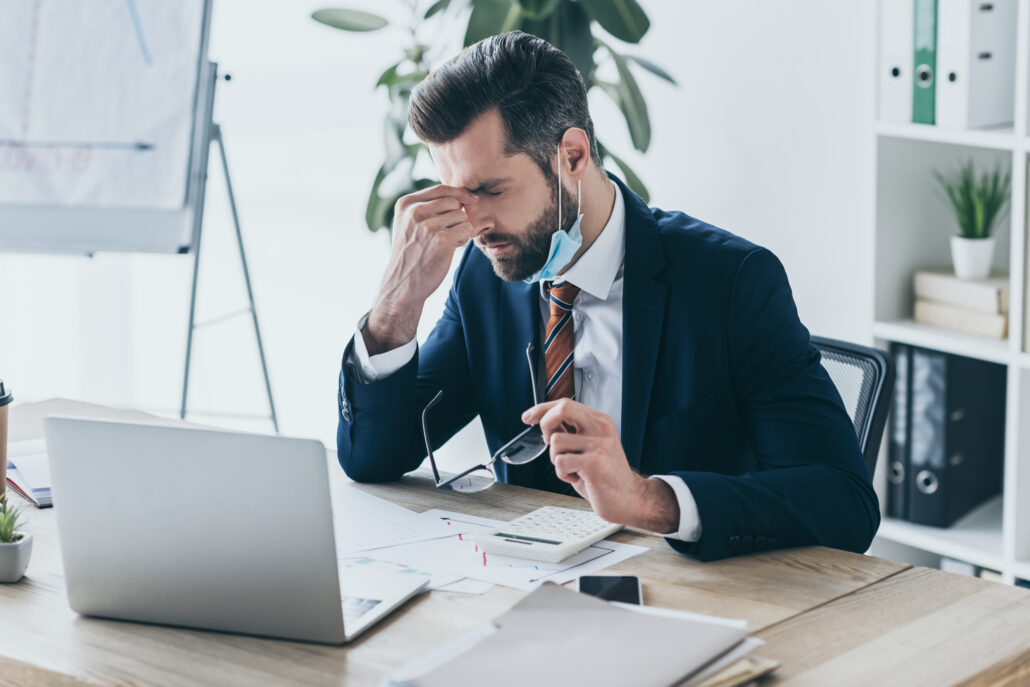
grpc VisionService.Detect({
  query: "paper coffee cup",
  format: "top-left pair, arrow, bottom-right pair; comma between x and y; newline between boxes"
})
0,380 -> 12,497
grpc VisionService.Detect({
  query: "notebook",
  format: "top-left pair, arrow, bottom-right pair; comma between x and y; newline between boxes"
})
5,439 -> 52,507
387,582 -> 770,687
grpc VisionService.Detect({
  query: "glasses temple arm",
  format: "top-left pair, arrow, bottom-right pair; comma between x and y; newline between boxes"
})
421,389 -> 445,484
526,342 -> 540,407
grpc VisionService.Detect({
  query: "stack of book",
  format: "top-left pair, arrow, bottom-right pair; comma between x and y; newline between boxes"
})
912,270 -> 1009,339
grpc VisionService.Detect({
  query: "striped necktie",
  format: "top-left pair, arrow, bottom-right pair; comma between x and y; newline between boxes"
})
544,281 -> 581,401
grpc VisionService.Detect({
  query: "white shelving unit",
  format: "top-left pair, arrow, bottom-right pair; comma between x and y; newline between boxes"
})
871,0 -> 1030,586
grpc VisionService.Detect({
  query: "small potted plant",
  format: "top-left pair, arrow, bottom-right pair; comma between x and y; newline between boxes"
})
0,493 -> 31,583
934,160 -> 1011,280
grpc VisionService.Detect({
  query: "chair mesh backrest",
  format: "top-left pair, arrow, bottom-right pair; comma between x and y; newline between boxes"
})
819,349 -> 876,442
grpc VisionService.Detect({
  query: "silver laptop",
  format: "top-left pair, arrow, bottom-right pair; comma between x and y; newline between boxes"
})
43,417 -> 427,645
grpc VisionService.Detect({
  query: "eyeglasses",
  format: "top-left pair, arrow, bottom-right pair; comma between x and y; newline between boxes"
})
422,343 -> 549,493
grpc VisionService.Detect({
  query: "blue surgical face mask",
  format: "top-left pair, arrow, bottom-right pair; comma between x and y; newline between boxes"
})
522,146 -> 584,284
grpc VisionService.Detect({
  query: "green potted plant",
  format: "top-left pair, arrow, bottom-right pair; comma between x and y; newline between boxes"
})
934,160 -> 1011,280
313,0 -> 674,232
0,493 -> 31,583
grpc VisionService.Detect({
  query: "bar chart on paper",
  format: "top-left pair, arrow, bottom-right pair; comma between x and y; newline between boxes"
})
368,510 -> 648,591
0,0 -> 204,210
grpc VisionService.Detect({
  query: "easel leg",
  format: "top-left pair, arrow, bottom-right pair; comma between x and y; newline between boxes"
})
180,218 -> 202,423
180,124 -> 280,434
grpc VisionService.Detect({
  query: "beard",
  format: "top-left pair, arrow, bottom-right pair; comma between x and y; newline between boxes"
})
475,179 -> 578,282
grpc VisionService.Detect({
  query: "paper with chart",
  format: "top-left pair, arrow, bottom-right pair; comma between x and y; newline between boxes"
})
330,484 -> 457,554
337,555 -> 493,595
369,509 -> 648,591
0,0 -> 205,208
5,439 -> 52,507
331,486 -> 494,594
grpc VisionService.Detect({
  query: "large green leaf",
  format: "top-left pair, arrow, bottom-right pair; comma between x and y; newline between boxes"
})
366,163 -> 392,232
382,118 -> 407,168
464,0 -> 523,45
424,0 -> 451,19
312,8 -> 388,32
558,1 -> 596,82
520,0 -> 559,20
376,62 -> 402,88
599,142 -> 648,203
607,46 -> 651,151
579,0 -> 649,43
626,55 -> 677,85
521,1 -> 595,80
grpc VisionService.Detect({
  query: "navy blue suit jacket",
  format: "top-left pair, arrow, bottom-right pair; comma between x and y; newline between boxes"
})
337,175 -> 879,561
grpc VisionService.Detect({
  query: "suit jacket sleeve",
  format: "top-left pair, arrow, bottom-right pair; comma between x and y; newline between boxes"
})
336,245 -> 479,482
667,247 -> 880,561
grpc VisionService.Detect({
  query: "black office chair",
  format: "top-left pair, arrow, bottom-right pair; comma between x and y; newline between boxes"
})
810,336 -> 895,480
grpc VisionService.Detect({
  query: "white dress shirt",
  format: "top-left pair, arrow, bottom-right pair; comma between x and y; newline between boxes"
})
349,182 -> 702,542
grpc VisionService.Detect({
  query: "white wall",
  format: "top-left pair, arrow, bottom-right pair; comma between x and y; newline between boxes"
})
0,1 -> 875,466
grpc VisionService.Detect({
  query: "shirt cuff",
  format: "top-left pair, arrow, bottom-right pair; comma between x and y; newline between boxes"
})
349,312 -> 417,384
651,475 -> 703,542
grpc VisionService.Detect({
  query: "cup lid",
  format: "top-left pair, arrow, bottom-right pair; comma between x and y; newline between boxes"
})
0,379 -> 11,407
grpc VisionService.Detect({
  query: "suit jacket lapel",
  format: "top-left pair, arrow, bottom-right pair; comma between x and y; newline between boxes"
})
498,280 -> 540,439
616,177 -> 667,471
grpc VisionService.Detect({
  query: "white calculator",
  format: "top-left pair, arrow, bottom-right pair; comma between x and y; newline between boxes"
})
473,506 -> 623,563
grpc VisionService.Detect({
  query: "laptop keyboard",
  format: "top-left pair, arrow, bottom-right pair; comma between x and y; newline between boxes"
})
341,595 -> 382,626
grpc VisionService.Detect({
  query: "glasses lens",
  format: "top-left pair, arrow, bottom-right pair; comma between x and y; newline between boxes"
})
498,425 -> 548,465
444,467 -> 497,493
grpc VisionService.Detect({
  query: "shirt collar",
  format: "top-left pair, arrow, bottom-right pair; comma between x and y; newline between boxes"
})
544,180 -> 626,301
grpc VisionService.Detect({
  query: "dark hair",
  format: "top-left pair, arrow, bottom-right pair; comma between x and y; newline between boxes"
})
408,31 -> 601,180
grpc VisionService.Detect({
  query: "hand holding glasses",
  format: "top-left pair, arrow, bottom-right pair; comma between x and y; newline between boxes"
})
422,343 -> 549,493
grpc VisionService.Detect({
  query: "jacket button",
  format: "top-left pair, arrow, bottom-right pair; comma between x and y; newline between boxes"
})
741,535 -> 753,549
727,536 -> 740,549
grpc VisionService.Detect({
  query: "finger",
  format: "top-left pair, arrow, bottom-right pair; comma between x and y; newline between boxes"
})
553,452 -> 587,482
538,401 -> 606,443
411,197 -> 463,221
521,400 -> 563,425
549,432 -> 594,456
402,184 -> 479,207
437,220 -> 478,247
423,209 -> 470,231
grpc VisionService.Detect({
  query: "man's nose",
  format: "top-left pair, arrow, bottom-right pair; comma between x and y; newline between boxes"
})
463,203 -> 493,234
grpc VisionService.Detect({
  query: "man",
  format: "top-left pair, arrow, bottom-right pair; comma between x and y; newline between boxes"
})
337,31 -> 879,561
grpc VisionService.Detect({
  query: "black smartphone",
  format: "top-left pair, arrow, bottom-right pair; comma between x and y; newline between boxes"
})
577,575 -> 642,604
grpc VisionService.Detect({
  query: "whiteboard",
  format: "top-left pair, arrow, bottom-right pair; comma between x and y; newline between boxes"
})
0,0 -> 212,254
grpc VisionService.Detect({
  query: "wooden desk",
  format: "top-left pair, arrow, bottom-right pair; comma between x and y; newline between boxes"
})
0,401 -> 1024,686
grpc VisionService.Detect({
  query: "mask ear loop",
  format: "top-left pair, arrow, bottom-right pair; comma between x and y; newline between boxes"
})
557,143 -> 583,226
557,143 -> 562,234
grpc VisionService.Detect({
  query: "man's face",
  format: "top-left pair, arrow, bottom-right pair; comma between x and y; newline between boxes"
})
431,109 -> 575,281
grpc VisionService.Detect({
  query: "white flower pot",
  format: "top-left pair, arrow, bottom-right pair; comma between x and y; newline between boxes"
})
950,236 -> 995,280
0,533 -> 32,583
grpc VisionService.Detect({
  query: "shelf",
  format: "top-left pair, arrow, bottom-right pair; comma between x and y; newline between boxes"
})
876,496 -> 1005,571
1012,560 -> 1030,582
872,320 -> 1012,365
876,121 -> 1018,151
